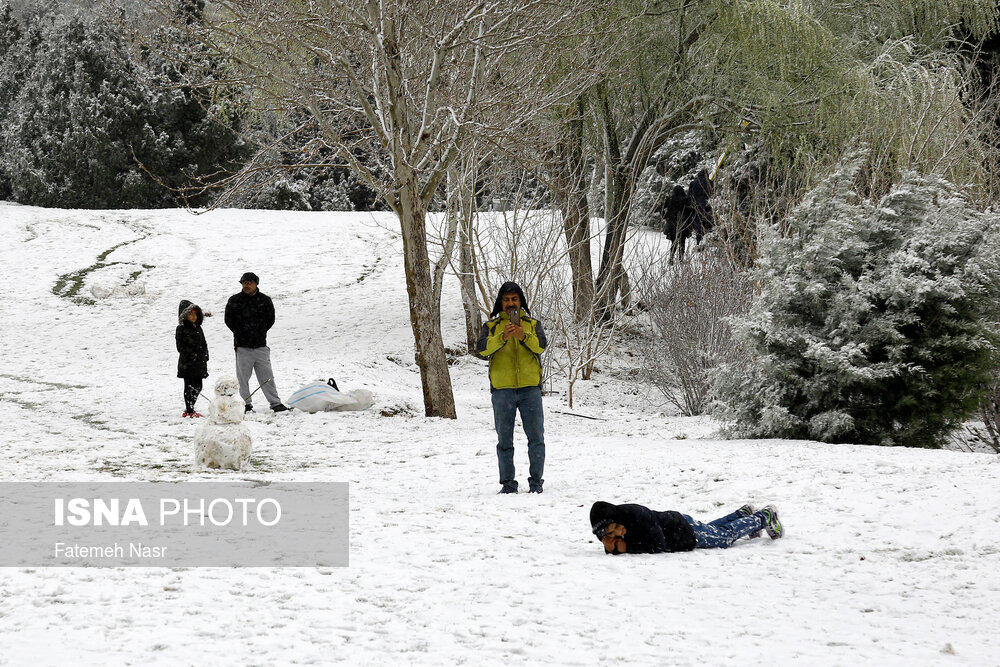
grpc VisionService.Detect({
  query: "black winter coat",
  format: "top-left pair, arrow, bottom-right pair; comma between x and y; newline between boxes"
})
686,169 -> 714,235
176,300 -> 209,379
590,501 -> 696,554
224,289 -> 275,348
661,184 -> 689,241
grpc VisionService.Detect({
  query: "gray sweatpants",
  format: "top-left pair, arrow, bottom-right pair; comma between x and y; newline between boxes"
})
235,346 -> 282,408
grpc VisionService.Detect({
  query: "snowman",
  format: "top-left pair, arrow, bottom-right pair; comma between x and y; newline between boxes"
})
194,376 -> 252,470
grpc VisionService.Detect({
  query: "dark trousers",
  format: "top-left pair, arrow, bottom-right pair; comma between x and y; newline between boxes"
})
182,377 -> 203,412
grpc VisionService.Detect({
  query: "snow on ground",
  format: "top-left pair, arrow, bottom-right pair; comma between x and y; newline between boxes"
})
1,202 -> 998,666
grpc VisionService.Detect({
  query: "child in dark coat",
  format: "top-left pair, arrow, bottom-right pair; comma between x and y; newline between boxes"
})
176,300 -> 209,417
590,500 -> 784,554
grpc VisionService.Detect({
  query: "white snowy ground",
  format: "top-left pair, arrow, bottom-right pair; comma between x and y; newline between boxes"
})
0,202 -> 998,666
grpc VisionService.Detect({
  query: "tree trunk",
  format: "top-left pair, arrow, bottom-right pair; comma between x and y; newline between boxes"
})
459,203 -> 481,352
618,268 -> 632,312
459,232 -> 481,351
378,17 -> 456,418
432,174 -> 459,311
448,164 -> 482,352
553,96 -> 594,322
594,165 -> 629,320
397,174 -> 458,419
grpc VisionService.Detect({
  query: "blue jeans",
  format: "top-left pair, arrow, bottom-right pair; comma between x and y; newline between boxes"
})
491,386 -> 545,485
683,509 -> 765,549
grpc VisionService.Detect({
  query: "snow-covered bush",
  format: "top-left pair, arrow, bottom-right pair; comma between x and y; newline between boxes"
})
711,161 -> 1000,448
246,178 -> 312,211
309,175 -> 355,212
0,4 -> 23,120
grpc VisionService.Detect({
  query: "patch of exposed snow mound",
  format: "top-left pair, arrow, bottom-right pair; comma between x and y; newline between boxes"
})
89,281 -> 146,299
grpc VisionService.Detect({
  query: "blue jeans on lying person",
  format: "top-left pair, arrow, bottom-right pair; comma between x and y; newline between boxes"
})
682,509 -> 765,549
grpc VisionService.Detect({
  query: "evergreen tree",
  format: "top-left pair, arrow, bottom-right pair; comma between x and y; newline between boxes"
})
1,10 -> 247,208
711,159 -> 1000,448
137,18 -> 249,208
225,108 -> 382,211
0,2 -> 19,57
0,2 -> 31,198
4,17 -> 160,207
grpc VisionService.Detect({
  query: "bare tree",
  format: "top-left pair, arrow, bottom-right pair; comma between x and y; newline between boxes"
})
964,375 -> 1000,453
551,303 -> 616,408
463,174 -> 565,326
135,0 -> 597,417
434,147 -> 489,353
438,163 -> 476,353
548,94 -> 595,322
638,251 -> 752,415
588,2 -> 714,321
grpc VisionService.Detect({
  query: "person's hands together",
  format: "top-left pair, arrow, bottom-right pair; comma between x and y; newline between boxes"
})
502,323 -> 525,341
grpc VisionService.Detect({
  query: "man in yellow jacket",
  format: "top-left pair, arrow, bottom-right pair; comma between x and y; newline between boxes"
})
476,282 -> 547,494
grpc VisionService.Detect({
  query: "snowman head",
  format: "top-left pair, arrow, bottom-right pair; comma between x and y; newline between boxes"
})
215,376 -> 240,398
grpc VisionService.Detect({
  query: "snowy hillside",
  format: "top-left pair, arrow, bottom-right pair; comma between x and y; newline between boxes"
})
0,202 -> 998,666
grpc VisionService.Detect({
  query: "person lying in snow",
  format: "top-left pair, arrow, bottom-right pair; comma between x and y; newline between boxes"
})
590,501 -> 783,554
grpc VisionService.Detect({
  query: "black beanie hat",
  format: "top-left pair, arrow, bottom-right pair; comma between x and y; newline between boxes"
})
240,272 -> 259,284
590,501 -> 617,537
490,281 -> 530,318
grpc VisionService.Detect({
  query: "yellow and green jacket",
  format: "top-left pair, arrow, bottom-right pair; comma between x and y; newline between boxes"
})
476,310 -> 547,390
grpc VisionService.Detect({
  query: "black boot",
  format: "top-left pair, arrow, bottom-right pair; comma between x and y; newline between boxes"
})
498,481 -> 518,494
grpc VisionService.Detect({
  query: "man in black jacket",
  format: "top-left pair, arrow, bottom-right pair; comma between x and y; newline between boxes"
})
590,500 -> 783,554
224,272 -> 288,413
